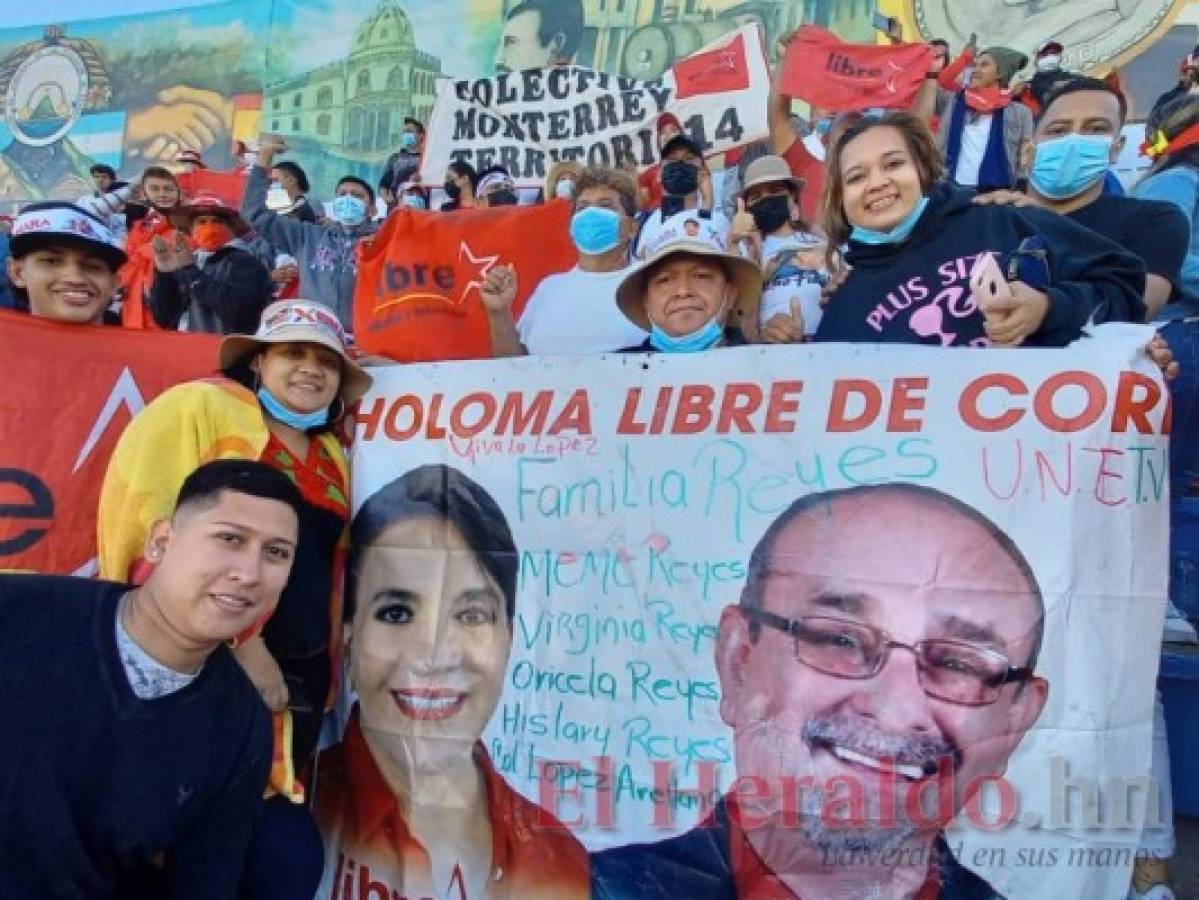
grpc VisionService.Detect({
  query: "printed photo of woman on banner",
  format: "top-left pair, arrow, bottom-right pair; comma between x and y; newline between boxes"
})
312,464 -> 589,900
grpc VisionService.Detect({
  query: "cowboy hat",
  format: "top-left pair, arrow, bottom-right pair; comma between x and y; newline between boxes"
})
617,210 -> 763,343
218,300 -> 374,405
170,192 -> 252,236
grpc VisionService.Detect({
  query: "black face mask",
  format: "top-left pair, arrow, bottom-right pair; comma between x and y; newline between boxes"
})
750,194 -> 792,235
488,189 -> 517,207
444,180 -> 462,201
661,160 -> 699,197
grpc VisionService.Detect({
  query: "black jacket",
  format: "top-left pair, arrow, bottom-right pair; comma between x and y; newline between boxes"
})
815,182 -> 1146,347
149,244 -> 273,335
591,798 -> 1003,900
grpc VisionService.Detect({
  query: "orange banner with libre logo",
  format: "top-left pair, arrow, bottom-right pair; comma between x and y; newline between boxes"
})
0,311 -> 218,575
353,201 -> 576,362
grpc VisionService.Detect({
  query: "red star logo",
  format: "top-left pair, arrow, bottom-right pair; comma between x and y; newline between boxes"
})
457,241 -> 501,306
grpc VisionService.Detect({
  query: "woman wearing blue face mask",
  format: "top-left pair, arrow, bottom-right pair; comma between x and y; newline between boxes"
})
99,298 -> 373,899
482,167 -> 649,356
814,111 -> 1145,347
614,209 -> 763,353
244,135 -> 379,331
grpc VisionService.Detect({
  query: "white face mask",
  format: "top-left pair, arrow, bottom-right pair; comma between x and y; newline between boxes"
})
1036,54 -> 1062,72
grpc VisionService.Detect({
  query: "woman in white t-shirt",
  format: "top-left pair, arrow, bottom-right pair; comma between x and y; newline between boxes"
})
729,154 -> 831,342
480,167 -> 647,355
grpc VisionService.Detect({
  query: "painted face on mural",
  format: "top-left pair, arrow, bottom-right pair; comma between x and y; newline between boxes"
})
351,515 -> 512,775
715,488 -> 1047,855
495,7 -> 561,74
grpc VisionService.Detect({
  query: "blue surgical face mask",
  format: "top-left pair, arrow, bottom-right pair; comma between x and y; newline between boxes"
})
1030,134 -> 1114,200
402,193 -> 427,210
400,131 -> 418,150
649,302 -> 726,353
257,387 -> 330,430
569,206 -> 622,255
331,194 -> 367,226
850,195 -> 930,245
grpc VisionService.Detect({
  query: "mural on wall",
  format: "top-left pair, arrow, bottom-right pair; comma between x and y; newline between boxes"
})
0,0 -> 1195,205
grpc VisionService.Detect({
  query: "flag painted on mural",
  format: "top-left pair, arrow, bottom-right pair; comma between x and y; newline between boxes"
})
781,26 -> 933,112
420,25 -> 771,187
353,201 -> 575,363
0,312 -> 217,574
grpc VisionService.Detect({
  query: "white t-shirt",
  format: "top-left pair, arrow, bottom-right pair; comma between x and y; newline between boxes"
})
516,266 -> 647,354
759,232 -> 829,336
954,113 -> 993,187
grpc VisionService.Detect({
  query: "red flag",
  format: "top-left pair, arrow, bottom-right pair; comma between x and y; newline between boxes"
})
0,312 -> 217,574
781,26 -> 933,112
671,31 -> 750,99
176,168 -> 248,207
354,201 -> 576,362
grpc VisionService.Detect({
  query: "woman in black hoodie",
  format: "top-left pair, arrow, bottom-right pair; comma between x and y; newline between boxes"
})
814,111 -> 1146,348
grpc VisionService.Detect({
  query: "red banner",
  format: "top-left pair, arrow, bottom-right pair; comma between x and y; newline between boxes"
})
354,201 -> 575,362
0,312 -> 218,574
781,26 -> 933,112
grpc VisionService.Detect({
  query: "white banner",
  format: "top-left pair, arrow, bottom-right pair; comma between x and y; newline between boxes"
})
419,24 -> 771,188
320,327 -> 1169,900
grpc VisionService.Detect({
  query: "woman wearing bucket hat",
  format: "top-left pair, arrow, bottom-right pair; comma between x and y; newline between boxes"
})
98,299 -> 374,898
615,209 -> 766,351
731,154 -> 831,342
147,192 -> 273,334
6,201 -> 127,325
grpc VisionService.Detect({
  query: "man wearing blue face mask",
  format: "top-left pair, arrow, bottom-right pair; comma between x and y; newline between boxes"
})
243,134 -> 379,331
975,77 -> 1188,321
633,133 -> 722,257
379,118 -> 426,208
481,167 -> 648,356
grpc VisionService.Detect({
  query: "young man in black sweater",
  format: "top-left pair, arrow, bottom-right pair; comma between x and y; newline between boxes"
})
977,76 -> 1189,321
0,459 -> 302,899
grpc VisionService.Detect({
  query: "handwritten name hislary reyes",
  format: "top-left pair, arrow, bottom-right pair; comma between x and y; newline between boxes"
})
353,372 -> 1168,444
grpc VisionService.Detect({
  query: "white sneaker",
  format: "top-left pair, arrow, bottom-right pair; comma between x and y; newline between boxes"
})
1127,885 -> 1176,900
1163,600 -> 1198,644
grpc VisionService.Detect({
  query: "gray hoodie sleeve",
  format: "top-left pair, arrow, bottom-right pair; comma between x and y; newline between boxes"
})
241,165 -> 318,258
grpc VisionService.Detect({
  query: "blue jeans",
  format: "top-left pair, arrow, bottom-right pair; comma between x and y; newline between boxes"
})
1158,315 -> 1199,619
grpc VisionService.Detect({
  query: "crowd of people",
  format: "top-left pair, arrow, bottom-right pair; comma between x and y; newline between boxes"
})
0,21 -> 1197,900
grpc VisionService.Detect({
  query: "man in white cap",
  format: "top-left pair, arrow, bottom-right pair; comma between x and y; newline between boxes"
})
730,155 -> 830,343
6,201 -> 126,325
613,209 -> 765,352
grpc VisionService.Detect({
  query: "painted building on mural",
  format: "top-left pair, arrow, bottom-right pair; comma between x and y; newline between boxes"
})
262,0 -> 441,156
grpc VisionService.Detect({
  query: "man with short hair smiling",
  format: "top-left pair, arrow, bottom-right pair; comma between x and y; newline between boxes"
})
0,459 -> 302,899
592,484 -> 1049,900
6,201 -> 126,325
976,77 -> 1189,320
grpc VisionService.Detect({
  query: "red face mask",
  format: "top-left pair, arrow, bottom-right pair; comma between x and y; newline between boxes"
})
963,86 -> 1012,113
192,220 -> 234,251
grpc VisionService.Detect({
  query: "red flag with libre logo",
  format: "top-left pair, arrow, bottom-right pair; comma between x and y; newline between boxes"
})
781,26 -> 933,112
353,201 -> 575,362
